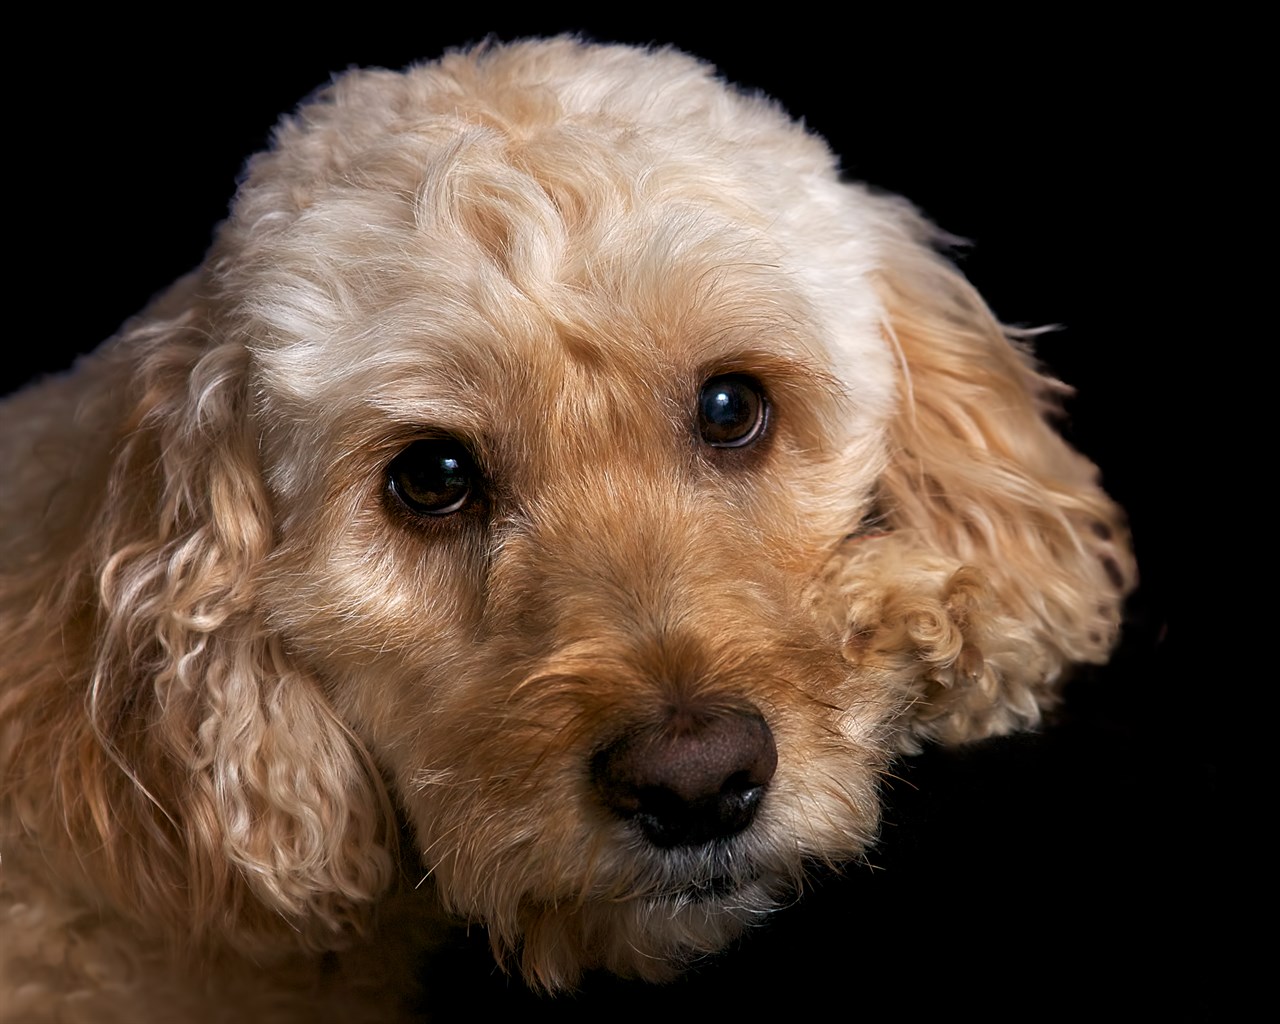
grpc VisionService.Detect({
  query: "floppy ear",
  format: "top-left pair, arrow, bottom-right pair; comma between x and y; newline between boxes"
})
0,283 -> 393,953
837,206 -> 1135,748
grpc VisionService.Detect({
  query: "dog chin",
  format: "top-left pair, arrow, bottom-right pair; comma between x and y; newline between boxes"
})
506,875 -> 784,988
432,805 -> 874,989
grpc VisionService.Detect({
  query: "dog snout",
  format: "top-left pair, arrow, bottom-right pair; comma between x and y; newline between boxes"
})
591,706 -> 777,848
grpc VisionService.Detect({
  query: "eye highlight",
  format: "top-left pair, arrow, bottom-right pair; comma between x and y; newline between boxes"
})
696,374 -> 768,448
387,437 -> 480,516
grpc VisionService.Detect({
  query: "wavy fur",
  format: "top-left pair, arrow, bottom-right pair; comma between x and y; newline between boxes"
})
0,37 -> 1133,1022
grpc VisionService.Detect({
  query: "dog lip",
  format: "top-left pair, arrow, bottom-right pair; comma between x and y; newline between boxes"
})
674,873 -> 746,903
652,854 -> 764,904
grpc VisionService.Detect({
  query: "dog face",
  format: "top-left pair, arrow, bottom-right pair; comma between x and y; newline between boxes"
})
0,37 -> 1133,992
231,52 -> 901,980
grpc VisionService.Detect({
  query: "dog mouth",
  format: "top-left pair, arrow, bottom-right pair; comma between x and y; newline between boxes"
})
671,871 -> 750,903
623,835 -> 777,908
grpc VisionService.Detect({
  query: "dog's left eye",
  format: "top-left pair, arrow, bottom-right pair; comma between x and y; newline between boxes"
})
697,374 -> 767,448
387,438 -> 479,516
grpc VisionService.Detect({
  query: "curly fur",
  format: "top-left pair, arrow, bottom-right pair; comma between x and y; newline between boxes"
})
0,36 -> 1133,1022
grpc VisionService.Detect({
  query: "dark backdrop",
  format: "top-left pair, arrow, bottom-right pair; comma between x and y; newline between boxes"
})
11,14 -> 1214,1020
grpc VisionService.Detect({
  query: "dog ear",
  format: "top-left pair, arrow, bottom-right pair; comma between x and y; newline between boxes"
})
840,205 -> 1135,748
0,281 -> 393,953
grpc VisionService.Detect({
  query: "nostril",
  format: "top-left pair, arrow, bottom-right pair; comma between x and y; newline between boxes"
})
591,706 -> 777,848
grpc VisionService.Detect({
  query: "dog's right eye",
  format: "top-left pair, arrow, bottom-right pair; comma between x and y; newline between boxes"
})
697,374 -> 768,448
387,438 -> 479,516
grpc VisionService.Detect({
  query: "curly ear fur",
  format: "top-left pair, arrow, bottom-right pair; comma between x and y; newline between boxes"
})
0,285 -> 393,956
838,207 -> 1135,749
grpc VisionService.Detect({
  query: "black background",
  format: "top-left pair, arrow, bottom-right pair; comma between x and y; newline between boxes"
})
10,13 -> 1217,1020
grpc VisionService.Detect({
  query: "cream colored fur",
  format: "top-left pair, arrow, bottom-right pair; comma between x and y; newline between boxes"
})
0,37 -> 1133,1022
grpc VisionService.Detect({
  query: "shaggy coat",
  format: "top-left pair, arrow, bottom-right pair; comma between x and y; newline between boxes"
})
0,37 -> 1133,1022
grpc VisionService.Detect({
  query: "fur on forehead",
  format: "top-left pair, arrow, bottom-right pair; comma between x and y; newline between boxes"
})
208,36 -> 897,437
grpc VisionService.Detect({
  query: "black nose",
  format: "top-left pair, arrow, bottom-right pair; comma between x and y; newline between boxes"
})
591,706 -> 777,848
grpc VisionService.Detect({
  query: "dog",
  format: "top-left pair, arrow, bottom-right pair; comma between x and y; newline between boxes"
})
0,35 -> 1134,1022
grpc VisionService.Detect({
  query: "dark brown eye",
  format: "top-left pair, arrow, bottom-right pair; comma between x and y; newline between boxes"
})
387,437 -> 478,516
697,374 -> 767,448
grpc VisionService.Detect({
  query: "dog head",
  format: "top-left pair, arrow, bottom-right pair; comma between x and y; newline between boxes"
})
0,37 -> 1133,988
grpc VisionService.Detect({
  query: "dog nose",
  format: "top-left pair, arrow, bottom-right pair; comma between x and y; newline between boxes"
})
591,707 -> 777,848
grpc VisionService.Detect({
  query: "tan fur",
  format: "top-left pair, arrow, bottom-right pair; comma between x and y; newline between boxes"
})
0,37 -> 1133,1021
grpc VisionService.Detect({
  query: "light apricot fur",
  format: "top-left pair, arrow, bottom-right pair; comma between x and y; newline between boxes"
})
0,37 -> 1133,1022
